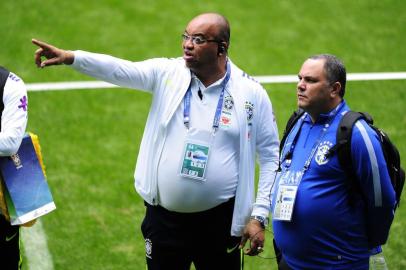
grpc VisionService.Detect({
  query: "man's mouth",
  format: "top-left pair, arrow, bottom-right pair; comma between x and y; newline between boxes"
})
297,94 -> 306,100
183,51 -> 194,61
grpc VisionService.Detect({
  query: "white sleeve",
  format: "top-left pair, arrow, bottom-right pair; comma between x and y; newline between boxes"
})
71,50 -> 167,92
252,88 -> 280,217
0,73 -> 28,156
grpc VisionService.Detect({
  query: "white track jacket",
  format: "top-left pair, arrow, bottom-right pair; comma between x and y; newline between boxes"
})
72,51 -> 279,236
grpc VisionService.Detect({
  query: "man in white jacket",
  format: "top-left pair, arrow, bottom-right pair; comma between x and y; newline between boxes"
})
32,13 -> 279,270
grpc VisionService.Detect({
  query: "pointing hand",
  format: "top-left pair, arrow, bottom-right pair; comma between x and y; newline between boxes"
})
32,39 -> 74,68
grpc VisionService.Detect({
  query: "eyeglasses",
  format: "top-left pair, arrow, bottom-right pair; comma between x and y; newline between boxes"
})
181,33 -> 220,45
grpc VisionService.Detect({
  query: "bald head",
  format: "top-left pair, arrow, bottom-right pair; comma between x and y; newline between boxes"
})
182,13 -> 230,85
188,13 -> 230,44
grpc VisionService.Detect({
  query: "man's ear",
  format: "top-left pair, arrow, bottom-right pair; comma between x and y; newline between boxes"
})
218,42 -> 228,55
330,82 -> 342,97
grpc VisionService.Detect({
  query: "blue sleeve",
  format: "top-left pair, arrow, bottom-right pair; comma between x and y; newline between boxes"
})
351,120 -> 396,247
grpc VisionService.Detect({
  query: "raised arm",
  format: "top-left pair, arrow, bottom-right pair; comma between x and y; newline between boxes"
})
32,39 -> 167,92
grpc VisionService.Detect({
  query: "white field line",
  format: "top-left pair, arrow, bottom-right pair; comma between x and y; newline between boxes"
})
21,220 -> 54,270
27,81 -> 119,91
255,72 -> 406,84
26,72 -> 406,91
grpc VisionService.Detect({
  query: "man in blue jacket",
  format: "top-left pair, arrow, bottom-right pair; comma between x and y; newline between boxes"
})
272,54 -> 396,269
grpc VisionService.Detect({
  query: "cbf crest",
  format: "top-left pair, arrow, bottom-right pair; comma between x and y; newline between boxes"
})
11,154 -> 23,169
220,95 -> 233,129
245,101 -> 254,124
145,238 -> 152,259
223,95 -> 234,111
315,141 -> 333,165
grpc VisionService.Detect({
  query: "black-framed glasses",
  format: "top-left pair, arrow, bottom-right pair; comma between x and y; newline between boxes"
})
181,33 -> 220,45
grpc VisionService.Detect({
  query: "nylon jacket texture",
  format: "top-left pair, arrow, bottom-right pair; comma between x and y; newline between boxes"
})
272,101 -> 396,269
0,71 -> 28,156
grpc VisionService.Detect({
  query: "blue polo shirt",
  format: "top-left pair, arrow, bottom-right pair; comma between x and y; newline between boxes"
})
272,101 -> 396,269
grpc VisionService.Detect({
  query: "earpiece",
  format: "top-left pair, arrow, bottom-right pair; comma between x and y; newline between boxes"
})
218,44 -> 226,55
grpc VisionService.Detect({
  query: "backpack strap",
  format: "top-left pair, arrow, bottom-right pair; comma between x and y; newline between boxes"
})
337,111 -> 363,172
336,111 -> 373,165
327,111 -> 373,158
327,111 -> 373,204
280,108 -> 305,155
368,122 -> 405,208
0,66 -> 9,131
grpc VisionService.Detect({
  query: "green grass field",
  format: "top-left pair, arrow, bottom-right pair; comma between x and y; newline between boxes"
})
1,0 -> 405,269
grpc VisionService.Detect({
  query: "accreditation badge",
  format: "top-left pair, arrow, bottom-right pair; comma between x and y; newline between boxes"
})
179,129 -> 213,181
272,169 -> 303,221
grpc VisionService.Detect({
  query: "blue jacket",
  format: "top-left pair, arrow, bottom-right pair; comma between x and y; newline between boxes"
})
272,101 -> 396,269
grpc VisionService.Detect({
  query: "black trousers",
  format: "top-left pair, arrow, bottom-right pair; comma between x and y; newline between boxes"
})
141,198 -> 241,270
0,215 -> 21,270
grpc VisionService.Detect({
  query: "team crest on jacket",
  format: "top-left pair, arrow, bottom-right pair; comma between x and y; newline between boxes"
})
245,101 -> 254,123
223,95 -> 234,111
315,141 -> 333,165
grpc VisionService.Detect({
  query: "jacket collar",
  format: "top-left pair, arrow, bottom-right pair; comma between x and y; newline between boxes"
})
304,100 -> 346,124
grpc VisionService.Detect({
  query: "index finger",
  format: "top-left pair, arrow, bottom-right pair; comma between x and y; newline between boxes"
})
239,235 -> 248,249
31,38 -> 52,49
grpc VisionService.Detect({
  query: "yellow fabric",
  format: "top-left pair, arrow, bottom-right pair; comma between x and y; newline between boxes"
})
0,176 -> 9,221
29,132 -> 47,177
0,133 -> 47,227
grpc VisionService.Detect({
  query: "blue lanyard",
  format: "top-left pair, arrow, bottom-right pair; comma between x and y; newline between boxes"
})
183,61 -> 231,131
282,103 -> 343,173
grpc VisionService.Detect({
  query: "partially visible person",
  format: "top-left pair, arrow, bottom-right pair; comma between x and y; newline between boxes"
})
32,12 -> 280,270
272,54 -> 396,269
0,66 -> 29,270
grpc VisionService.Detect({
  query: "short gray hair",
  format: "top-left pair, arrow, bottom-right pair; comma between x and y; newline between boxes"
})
309,54 -> 346,97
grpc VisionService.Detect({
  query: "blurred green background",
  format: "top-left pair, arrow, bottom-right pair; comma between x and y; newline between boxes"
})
1,0 -> 405,269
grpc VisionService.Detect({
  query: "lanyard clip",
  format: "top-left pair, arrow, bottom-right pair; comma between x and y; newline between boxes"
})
184,117 -> 190,130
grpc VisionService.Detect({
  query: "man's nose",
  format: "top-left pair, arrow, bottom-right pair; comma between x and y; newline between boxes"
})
297,80 -> 305,91
183,38 -> 194,49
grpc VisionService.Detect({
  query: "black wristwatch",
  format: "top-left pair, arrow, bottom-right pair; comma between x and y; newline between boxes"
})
250,215 -> 269,228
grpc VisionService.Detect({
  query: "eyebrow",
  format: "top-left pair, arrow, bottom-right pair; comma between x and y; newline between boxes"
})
184,30 -> 206,37
298,74 -> 319,81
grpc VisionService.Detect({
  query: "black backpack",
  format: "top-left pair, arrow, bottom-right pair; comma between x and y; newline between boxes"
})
281,109 -> 405,208
0,66 -> 8,116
